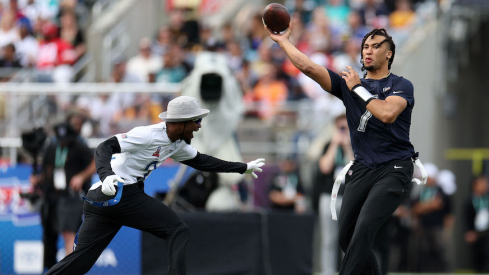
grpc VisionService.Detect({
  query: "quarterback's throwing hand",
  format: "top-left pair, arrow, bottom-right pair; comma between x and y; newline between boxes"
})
102,175 -> 125,196
341,66 -> 361,91
245,158 -> 265,179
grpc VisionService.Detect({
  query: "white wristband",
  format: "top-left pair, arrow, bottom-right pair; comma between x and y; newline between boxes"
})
352,85 -> 374,104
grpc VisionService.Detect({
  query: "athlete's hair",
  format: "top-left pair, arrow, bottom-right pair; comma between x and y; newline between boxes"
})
360,28 -> 396,73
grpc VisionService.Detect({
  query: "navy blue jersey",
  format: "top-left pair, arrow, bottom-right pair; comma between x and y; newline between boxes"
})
328,69 -> 416,169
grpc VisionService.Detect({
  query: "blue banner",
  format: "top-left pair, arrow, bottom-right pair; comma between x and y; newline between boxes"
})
0,163 -> 192,275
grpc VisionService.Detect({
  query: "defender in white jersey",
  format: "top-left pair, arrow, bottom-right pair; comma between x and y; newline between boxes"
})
45,96 -> 265,275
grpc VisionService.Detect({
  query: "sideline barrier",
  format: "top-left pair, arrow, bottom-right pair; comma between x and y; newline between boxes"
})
143,211 -> 315,275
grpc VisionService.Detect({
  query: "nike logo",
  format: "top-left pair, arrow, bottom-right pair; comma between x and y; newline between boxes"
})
394,165 -> 403,169
393,91 -> 403,94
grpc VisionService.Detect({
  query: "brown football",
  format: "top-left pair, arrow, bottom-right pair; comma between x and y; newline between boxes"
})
262,3 -> 290,34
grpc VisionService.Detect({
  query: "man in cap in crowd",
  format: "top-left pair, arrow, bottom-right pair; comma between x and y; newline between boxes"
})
45,96 -> 265,275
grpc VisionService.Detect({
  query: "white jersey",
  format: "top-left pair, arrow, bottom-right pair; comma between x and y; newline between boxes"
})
111,122 -> 197,185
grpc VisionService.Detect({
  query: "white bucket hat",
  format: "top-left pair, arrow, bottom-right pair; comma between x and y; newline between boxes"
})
158,96 -> 210,122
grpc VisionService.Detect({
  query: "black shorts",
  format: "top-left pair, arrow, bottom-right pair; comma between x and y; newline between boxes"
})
57,195 -> 84,233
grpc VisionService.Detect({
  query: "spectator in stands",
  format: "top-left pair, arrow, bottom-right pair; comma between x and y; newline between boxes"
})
324,0 -> 350,35
346,11 -> 369,41
126,37 -> 162,82
216,22 -> 235,50
296,52 -> 345,123
306,7 -> 333,55
109,56 -> 141,84
151,25 -> 172,56
246,13 -> 267,51
389,0 -> 416,30
235,59 -> 258,105
225,40 -> 244,73
198,24 -> 217,51
15,20 -> 38,67
66,108 -> 91,141
59,9 -> 85,59
286,0 -> 315,25
20,0 -> 41,25
156,43 -> 188,83
36,21 -> 77,83
29,122 -> 95,271
0,42 -> 21,68
0,43 -> 21,81
268,156 -> 305,214
77,57 -> 141,136
333,38 -> 362,74
58,0 -> 90,28
107,56 -> 140,119
247,63 -> 288,120
251,41 -> 273,78
168,8 -> 199,49
7,0 -> 30,25
358,0 -> 390,29
464,175 -> 489,272
76,93 -> 120,137
312,113 -> 353,275
411,163 -> 449,272
0,10 -> 20,49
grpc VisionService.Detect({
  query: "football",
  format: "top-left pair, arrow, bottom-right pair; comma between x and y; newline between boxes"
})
262,3 -> 290,34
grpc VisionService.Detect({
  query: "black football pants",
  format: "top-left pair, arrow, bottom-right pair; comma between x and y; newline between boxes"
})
45,183 -> 191,275
338,158 -> 413,275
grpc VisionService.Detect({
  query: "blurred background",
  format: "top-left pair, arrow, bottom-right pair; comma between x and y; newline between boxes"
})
0,0 -> 488,274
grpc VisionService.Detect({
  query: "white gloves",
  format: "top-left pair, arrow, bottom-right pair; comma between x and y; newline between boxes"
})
245,158 -> 265,179
102,175 -> 125,196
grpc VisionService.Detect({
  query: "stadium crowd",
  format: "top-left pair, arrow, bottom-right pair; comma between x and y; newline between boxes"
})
0,0 -> 426,137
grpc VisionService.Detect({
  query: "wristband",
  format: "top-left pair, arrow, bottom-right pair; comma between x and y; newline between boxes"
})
351,84 -> 374,105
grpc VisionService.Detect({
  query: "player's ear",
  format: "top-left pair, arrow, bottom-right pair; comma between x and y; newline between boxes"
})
386,51 -> 392,60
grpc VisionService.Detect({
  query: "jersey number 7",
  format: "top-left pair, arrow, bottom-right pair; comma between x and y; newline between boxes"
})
357,110 -> 372,132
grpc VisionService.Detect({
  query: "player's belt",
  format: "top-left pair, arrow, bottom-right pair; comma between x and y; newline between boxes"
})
82,181 -> 124,207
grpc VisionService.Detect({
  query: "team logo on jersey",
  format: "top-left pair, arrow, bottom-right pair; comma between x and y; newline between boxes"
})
348,170 -> 353,176
152,146 -> 161,157
383,87 -> 391,93
121,134 -> 127,139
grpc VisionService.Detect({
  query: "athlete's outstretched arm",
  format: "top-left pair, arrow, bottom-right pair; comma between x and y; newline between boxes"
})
180,153 -> 265,179
342,66 -> 407,124
265,24 -> 333,92
180,152 -> 247,173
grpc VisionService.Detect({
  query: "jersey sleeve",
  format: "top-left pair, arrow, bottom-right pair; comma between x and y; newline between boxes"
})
115,127 -> 153,153
388,78 -> 414,106
170,143 -> 198,162
326,69 -> 344,101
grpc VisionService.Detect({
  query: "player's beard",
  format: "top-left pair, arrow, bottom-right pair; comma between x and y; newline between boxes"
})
364,64 -> 375,71
184,138 -> 191,145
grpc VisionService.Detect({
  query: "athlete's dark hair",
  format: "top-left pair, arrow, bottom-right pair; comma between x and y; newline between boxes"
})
360,28 -> 396,73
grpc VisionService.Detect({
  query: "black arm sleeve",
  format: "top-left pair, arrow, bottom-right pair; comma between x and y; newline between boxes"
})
95,136 -> 121,182
180,152 -> 247,174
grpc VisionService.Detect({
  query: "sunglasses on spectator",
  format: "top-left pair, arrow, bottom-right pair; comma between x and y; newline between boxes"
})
192,118 -> 202,125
